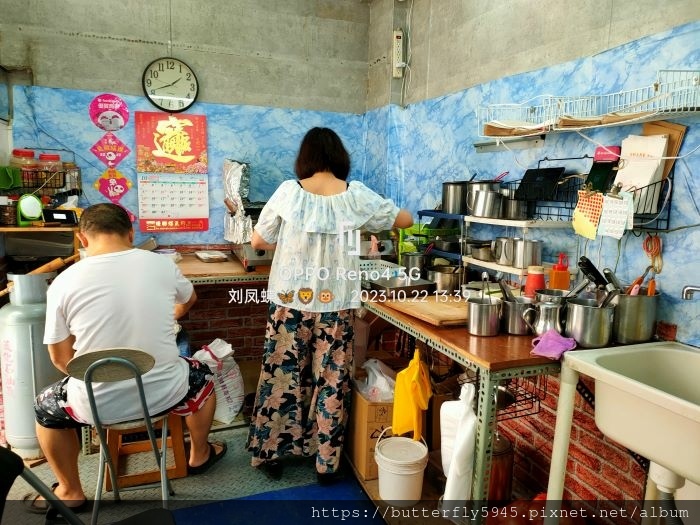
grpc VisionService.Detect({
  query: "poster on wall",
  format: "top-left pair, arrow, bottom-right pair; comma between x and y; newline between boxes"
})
90,132 -> 131,168
134,111 -> 209,232
134,112 -> 208,174
89,93 -> 129,131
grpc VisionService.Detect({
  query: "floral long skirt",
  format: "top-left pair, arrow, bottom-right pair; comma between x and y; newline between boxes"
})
246,304 -> 354,474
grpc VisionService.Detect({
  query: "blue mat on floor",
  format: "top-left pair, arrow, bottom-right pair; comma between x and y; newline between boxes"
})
173,476 -> 384,524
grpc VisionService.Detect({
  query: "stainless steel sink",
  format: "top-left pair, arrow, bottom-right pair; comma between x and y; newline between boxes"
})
563,341 -> 700,484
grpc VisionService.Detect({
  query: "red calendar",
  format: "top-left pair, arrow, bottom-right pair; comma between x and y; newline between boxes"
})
137,173 -> 209,232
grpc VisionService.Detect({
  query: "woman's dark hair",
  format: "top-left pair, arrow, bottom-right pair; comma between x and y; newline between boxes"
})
79,203 -> 132,235
294,127 -> 350,180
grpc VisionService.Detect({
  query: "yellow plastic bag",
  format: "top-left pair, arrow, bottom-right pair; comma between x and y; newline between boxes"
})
391,348 -> 432,440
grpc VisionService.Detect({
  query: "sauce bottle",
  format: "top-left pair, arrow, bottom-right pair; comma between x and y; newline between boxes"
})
549,253 -> 570,290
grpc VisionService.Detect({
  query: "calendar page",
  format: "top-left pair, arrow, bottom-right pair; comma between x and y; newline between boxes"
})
137,173 -> 209,232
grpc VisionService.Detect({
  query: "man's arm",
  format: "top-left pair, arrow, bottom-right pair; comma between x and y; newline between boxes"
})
48,335 -> 77,374
174,289 -> 197,320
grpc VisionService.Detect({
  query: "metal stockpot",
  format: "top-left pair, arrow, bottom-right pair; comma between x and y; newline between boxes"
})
612,289 -> 659,343
468,190 -> 502,218
465,181 -> 502,211
426,265 -> 465,293
502,199 -> 528,220
565,298 -> 615,348
401,252 -> 427,279
442,181 -> 469,214
468,297 -> 502,336
492,237 -> 514,266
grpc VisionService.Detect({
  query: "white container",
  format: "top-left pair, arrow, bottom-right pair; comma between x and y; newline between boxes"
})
375,426 -> 428,507
0,274 -> 63,459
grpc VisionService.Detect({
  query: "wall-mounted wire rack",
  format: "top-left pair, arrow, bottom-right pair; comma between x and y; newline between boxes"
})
0,148 -> 82,201
458,370 -> 548,421
479,69 -> 700,137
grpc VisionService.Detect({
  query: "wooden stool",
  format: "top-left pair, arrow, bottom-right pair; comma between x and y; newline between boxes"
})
104,413 -> 188,491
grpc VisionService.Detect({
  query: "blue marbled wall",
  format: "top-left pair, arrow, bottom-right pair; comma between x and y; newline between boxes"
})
11,21 -> 700,344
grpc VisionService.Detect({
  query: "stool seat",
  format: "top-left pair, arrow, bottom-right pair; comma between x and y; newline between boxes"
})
104,413 -> 187,491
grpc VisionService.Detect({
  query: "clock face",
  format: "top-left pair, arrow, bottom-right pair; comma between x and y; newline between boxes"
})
142,57 -> 199,113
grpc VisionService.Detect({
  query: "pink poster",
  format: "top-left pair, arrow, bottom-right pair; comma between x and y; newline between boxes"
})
89,93 -> 129,131
94,168 -> 132,203
90,132 -> 131,168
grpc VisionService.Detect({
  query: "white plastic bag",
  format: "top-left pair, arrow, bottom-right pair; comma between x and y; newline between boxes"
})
441,382 -> 476,502
192,339 -> 245,424
357,359 -> 396,402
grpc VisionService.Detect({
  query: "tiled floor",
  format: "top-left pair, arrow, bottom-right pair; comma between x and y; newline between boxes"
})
4,425 -> 320,524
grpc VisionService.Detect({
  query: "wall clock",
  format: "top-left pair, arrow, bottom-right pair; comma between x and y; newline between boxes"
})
142,57 -> 199,113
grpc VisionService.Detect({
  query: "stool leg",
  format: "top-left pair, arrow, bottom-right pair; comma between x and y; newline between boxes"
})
160,416 -> 171,503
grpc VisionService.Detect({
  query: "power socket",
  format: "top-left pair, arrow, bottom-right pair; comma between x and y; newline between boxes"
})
392,29 -> 404,78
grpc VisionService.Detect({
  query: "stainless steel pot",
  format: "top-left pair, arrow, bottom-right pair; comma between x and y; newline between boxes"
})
468,190 -> 502,218
503,199 -> 528,220
442,181 -> 469,214
401,252 -> 427,279
426,265 -> 465,293
466,181 -> 502,211
468,297 -> 502,336
612,290 -> 659,343
513,238 -> 542,268
565,298 -> 615,348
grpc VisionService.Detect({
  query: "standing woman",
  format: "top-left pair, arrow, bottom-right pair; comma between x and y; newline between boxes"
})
246,127 -> 413,483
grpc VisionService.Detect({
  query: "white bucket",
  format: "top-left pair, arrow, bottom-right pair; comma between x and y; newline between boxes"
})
374,427 -> 428,507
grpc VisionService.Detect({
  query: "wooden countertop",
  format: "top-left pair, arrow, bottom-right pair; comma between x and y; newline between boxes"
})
177,253 -> 270,284
366,300 -> 553,371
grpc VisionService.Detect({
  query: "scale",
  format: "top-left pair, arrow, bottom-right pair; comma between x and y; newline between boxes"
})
229,204 -> 274,271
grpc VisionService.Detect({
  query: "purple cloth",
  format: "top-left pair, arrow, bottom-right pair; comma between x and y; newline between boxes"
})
530,329 -> 577,359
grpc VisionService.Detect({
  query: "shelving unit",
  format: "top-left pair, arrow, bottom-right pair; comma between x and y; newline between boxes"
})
415,210 -> 572,277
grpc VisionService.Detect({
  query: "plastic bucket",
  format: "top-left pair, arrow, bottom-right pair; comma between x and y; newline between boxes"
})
374,427 -> 428,507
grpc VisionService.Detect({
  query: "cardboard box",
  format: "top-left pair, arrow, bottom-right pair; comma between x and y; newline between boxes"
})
346,388 -> 393,481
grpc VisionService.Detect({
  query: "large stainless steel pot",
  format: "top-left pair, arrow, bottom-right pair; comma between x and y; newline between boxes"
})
426,265 -> 465,293
467,297 -> 502,336
442,181 -> 469,214
401,252 -> 427,279
468,190 -> 502,218
502,296 -> 534,335
612,289 -> 659,343
466,181 -> 502,211
565,298 -> 615,348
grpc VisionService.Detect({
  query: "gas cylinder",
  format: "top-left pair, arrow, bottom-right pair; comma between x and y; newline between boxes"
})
0,273 -> 62,459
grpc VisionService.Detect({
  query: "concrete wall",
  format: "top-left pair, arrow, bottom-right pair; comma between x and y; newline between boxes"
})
0,0 -> 371,114
1,0 -> 698,114
367,0 -> 700,108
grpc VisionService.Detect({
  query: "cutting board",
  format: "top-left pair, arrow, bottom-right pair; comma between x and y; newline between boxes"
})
381,295 -> 468,326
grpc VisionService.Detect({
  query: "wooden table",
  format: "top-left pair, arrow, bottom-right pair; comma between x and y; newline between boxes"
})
362,300 -> 561,508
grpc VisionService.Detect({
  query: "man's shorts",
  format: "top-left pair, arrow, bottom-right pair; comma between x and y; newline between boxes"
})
35,357 -> 215,429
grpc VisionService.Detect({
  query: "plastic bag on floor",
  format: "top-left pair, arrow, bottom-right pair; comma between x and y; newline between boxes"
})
356,359 -> 396,402
192,338 -> 245,424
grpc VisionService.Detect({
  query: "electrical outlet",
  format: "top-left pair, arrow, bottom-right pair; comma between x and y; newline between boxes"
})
392,29 -> 404,78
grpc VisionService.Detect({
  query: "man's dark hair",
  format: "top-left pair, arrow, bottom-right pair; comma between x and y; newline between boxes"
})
294,127 -> 351,181
79,203 -> 132,235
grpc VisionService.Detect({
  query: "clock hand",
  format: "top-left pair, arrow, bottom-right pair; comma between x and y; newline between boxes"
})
153,77 -> 182,91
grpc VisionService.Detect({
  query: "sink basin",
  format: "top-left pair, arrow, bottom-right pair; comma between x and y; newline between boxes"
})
564,341 -> 700,484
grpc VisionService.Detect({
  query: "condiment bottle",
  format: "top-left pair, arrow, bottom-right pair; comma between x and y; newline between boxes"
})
523,265 -> 545,298
549,253 -> 570,290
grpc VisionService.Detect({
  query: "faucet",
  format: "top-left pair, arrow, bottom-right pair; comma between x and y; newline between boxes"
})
681,285 -> 700,300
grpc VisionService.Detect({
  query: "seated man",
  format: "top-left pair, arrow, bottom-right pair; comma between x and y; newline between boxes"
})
27,203 -> 226,512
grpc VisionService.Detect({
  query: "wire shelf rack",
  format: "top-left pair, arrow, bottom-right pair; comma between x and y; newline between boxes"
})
480,69 -> 700,136
458,370 -> 548,421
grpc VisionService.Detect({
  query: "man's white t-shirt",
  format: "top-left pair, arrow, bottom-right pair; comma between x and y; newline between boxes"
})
43,248 -> 193,424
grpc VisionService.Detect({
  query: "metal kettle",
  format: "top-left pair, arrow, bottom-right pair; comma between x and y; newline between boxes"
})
522,301 -> 563,335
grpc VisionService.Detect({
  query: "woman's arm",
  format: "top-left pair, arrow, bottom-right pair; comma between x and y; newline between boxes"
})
251,230 -> 277,251
393,209 -> 414,229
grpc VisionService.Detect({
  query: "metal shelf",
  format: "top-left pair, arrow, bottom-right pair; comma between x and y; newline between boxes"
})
462,256 -> 527,277
462,215 -> 572,231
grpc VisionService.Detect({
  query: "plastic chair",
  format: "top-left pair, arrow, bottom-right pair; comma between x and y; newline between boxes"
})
0,445 -> 175,525
66,348 -> 174,525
